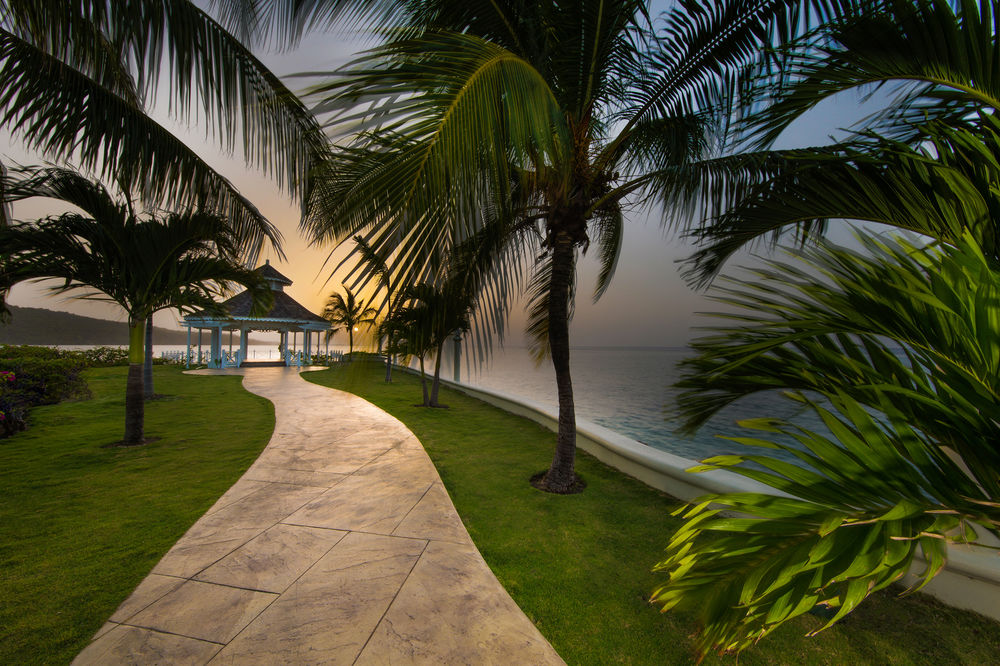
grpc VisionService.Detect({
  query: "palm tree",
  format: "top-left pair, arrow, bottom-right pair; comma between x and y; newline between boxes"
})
0,168 -> 272,445
649,0 -> 1000,653
0,2 -> 329,247
272,0 -> 847,492
346,236 -> 408,382
3,163 -> 267,399
681,0 -> 1000,283
322,286 -> 377,356
388,279 -> 475,407
653,232 -> 1000,656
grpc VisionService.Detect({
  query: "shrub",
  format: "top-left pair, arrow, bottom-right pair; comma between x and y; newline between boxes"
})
0,371 -> 26,438
74,346 -> 129,367
0,347 -> 90,439
0,357 -> 90,407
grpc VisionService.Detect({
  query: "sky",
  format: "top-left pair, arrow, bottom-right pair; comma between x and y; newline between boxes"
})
1,6 -> 887,349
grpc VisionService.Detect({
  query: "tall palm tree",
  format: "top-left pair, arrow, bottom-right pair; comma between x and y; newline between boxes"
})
0,168 -> 272,445
322,286 -> 377,355
267,0 -> 848,492
0,0 -> 329,254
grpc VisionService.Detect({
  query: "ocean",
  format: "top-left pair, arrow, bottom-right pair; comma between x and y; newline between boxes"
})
462,346 -> 823,463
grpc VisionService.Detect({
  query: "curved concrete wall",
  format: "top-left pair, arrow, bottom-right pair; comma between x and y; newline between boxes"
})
433,375 -> 1000,622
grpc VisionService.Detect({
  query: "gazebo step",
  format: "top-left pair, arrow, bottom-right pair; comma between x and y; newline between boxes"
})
240,361 -> 287,367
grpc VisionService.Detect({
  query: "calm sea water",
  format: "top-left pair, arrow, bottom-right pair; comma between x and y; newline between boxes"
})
462,346 -> 824,462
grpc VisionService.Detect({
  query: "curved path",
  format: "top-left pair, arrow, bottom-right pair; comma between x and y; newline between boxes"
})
75,367 -> 563,665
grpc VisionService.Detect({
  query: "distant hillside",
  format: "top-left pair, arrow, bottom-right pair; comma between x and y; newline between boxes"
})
2,305 -> 202,345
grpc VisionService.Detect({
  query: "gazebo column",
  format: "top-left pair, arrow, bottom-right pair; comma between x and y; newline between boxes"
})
211,327 -> 222,368
304,330 -> 312,364
186,326 -> 192,369
280,330 -> 288,365
197,329 -> 203,363
239,329 -> 249,367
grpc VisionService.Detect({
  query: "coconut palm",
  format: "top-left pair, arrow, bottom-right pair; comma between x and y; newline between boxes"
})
0,168 -> 272,445
653,232 -> 1000,656
322,286 -> 377,355
682,0 -> 1000,283
0,0 -> 328,252
264,0 -> 849,492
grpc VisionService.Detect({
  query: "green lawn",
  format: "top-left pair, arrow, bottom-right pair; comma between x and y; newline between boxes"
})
304,362 -> 1000,665
0,365 -> 273,665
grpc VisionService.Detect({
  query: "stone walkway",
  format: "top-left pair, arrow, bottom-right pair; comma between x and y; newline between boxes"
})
74,367 -> 563,665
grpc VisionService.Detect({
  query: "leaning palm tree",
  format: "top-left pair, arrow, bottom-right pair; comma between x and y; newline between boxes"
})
653,232 -> 1000,656
0,1 -> 328,246
322,286 -> 377,356
0,168 -> 272,445
268,0 -> 848,492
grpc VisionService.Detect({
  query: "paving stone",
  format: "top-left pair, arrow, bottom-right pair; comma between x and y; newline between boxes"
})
73,625 -> 221,665
195,523 -> 347,592
356,539 -> 564,665
393,482 -> 473,544
202,478 -> 271,516
241,464 -> 346,487
210,532 -> 425,664
109,573 -> 186,623
127,580 -> 278,644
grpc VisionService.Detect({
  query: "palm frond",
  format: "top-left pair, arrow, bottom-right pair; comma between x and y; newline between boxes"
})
656,232 -> 1000,655
676,232 -> 1000,494
742,0 -> 1000,148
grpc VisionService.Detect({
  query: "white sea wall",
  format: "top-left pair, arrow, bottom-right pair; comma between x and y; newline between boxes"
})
434,374 -> 1000,623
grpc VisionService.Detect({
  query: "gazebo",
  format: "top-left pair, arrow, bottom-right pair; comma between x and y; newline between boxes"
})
183,261 -> 331,368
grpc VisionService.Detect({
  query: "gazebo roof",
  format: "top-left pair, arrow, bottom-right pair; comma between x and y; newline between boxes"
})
185,261 -> 328,328
258,260 -> 293,285
214,289 -> 328,324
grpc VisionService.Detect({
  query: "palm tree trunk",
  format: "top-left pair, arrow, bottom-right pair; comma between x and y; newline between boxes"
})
419,355 -> 429,406
143,315 -> 154,399
542,231 -> 578,492
348,328 -> 354,356
430,340 -> 445,406
384,336 -> 394,383
124,320 -> 145,444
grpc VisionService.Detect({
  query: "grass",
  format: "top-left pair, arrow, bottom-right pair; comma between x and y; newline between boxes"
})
0,365 -> 273,665
304,361 -> 1000,665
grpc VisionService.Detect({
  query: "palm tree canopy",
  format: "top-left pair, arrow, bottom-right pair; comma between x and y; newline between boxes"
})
322,285 -> 378,330
682,0 -> 1000,282
291,0 -> 851,350
0,167 -> 273,324
0,0 -> 334,259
